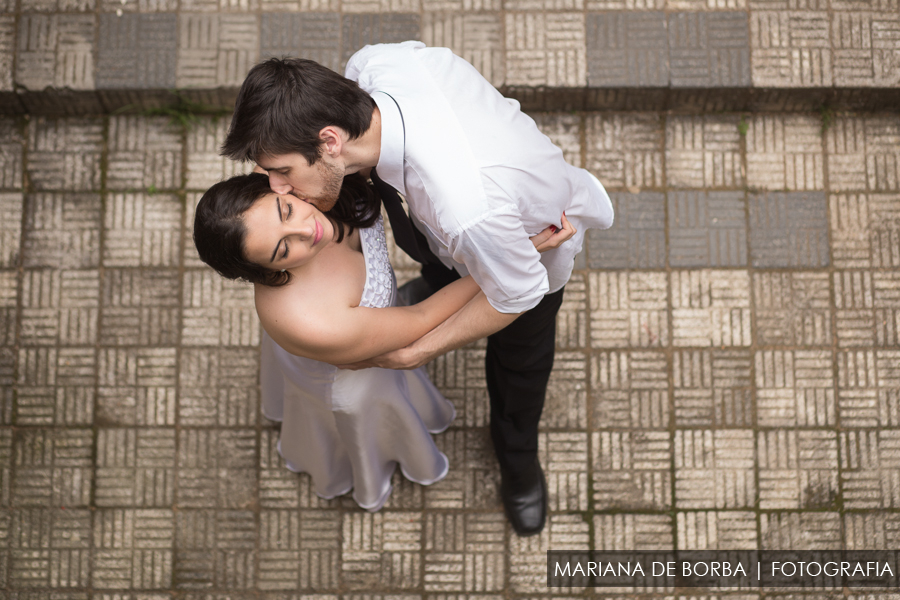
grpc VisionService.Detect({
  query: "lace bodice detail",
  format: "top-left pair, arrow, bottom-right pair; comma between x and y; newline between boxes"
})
359,217 -> 395,309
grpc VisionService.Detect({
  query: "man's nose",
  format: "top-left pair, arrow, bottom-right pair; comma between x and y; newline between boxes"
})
268,175 -> 292,195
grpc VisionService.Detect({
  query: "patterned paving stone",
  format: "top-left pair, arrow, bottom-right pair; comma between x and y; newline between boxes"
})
756,350 -> 835,427
10,508 -> 92,588
422,13 -> 504,87
260,12 -> 341,72
341,14 -> 421,66
177,15 -> 260,88
93,509 -> 174,588
178,348 -> 258,427
750,11 -> 833,86
830,193 -> 900,269
175,510 -> 256,589
95,428 -> 176,507
185,118 -> 250,191
0,16 -> 14,93
676,510 -> 758,549
673,349 -> 753,427
840,428 -> 900,509
541,431 -> 589,511
748,192 -> 829,267
675,429 -> 755,508
0,120 -> 23,190
592,430 -> 672,510
745,115 -> 824,191
16,14 -> 95,91
0,193 -> 23,269
422,513 -> 505,592
753,271 -> 832,346
587,12 -> 669,87
833,270 -> 900,347
827,115 -> 900,192
591,351 -> 669,429
832,12 -> 900,87
181,270 -> 259,347
666,115 -> 743,189
758,429 -> 839,509
844,512 -> 900,548
425,428 -> 499,510
26,119 -> 103,192
0,429 -> 9,502
509,514 -> 589,593
12,429 -> 93,507
760,511 -> 842,549
837,350 -> 900,428
589,272 -> 669,348
505,12 -> 586,87
0,347 -> 12,422
668,12 -> 751,87
100,269 -> 180,346
556,274 -> 588,349
19,269 -> 100,347
103,193 -> 182,268
23,194 -> 101,269
97,0 -> 178,12
176,429 -> 257,509
668,191 -> 747,267
671,269 -> 752,347
96,14 -> 177,89
16,347 -> 97,427
341,511 -> 422,590
107,117 -> 183,192
587,192 -> 666,269
541,352 -> 587,429
260,0 -> 339,10
427,347 -> 487,428
594,513 -> 674,550
97,348 -> 177,426
586,114 -> 664,189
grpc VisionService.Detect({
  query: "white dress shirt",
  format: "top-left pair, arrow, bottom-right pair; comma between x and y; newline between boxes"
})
345,41 -> 614,314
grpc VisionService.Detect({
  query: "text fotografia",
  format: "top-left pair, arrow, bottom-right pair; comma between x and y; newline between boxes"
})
547,551 -> 900,589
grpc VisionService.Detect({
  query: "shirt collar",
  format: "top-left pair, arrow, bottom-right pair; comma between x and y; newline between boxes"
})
371,91 -> 406,196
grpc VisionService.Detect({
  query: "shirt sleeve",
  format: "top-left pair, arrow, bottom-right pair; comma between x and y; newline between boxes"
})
446,206 -> 550,314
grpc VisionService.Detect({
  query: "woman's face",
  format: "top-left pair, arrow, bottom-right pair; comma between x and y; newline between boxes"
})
242,192 -> 336,272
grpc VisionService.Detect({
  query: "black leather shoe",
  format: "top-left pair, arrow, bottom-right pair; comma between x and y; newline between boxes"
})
500,460 -> 547,537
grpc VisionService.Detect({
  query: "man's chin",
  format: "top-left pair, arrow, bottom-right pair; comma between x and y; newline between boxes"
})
310,196 -> 338,212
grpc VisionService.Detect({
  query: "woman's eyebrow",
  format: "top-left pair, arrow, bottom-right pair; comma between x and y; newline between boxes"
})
270,196 -> 283,263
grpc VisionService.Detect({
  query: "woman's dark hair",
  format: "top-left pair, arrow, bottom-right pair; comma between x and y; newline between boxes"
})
193,172 -> 381,287
222,57 -> 376,166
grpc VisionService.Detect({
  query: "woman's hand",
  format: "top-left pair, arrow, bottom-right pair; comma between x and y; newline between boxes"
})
529,213 -> 576,253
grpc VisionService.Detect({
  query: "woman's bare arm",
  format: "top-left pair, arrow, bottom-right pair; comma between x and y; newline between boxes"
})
257,275 -> 480,365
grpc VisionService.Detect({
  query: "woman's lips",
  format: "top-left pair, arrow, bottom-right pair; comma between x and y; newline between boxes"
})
313,220 -> 322,245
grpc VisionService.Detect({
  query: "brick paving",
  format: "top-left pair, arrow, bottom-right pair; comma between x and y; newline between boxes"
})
0,109 -> 898,594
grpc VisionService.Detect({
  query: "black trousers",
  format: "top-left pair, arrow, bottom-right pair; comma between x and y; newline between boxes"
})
422,262 -> 565,475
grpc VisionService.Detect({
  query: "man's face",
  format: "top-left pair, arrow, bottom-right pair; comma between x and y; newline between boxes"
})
257,152 -> 344,213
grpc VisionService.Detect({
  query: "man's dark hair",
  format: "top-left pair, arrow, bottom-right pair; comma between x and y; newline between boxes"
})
222,58 -> 376,165
193,172 -> 381,287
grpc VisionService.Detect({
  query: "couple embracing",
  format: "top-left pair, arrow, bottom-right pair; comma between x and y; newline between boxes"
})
194,41 -> 614,536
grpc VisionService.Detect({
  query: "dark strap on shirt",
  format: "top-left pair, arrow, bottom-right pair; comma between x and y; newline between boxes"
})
370,168 -> 439,265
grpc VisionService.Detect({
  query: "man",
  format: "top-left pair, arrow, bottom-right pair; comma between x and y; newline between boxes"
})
222,42 -> 613,536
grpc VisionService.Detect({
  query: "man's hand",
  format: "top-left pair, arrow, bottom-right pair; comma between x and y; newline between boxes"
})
529,213 -> 576,253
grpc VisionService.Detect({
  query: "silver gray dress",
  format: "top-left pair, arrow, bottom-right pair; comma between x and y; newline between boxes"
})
259,216 -> 455,511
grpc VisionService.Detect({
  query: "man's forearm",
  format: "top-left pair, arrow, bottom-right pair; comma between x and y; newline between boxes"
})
405,292 -> 520,364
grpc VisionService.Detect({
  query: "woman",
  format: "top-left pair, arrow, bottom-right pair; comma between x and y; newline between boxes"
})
193,172 -> 573,511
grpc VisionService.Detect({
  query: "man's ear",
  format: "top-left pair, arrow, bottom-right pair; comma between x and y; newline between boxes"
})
319,126 -> 344,158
